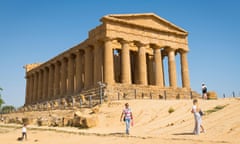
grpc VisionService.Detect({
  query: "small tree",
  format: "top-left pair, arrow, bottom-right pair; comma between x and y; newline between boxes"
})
0,87 -> 5,116
0,87 -> 5,109
1,105 -> 16,114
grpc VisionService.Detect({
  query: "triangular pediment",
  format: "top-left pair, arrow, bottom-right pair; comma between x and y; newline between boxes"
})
101,13 -> 188,35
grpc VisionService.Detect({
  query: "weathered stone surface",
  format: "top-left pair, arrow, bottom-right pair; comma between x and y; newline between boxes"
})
82,115 -> 98,128
72,111 -> 99,128
91,105 -> 100,114
207,91 -> 218,99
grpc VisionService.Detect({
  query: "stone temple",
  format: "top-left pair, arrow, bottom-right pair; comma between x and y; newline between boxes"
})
24,13 -> 199,108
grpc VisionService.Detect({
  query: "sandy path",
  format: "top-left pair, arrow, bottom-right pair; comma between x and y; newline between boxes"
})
1,98 -> 239,144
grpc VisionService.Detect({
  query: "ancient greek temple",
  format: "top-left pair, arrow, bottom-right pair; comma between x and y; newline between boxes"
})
24,13 -> 196,106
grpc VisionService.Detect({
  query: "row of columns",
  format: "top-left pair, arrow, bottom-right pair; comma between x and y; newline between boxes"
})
26,51 -> 84,104
25,38 -> 190,105
103,39 -> 190,88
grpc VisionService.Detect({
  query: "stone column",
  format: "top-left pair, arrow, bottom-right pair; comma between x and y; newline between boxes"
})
38,70 -> 42,101
43,67 -> 49,101
120,40 -> 131,84
67,54 -> 75,95
104,38 -> 114,84
34,71 -> 37,103
137,43 -> 147,85
147,54 -> 154,85
30,72 -> 37,103
31,72 -> 35,103
93,42 -> 102,85
162,55 -> 166,86
48,64 -> 54,99
75,51 -> 83,93
180,50 -> 190,88
154,48 -> 164,87
25,75 -> 33,104
42,69 -> 47,101
167,48 -> 177,88
84,47 -> 93,88
54,61 -> 60,98
61,58 -> 67,97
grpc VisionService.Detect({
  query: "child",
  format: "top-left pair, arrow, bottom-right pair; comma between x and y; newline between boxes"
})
22,124 -> 27,140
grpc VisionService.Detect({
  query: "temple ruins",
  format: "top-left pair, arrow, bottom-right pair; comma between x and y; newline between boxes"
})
24,13 -> 199,108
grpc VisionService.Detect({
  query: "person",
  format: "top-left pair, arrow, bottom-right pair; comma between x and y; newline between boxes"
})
120,103 -> 133,135
201,83 -> 208,99
22,124 -> 27,140
191,99 -> 205,135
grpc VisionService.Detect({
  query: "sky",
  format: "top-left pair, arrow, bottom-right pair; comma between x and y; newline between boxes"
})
0,0 -> 240,107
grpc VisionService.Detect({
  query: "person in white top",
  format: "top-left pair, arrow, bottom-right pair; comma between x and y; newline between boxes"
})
22,124 -> 27,140
191,99 -> 205,135
120,103 -> 133,135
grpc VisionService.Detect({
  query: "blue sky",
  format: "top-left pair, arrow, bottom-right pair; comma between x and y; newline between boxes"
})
0,0 -> 240,107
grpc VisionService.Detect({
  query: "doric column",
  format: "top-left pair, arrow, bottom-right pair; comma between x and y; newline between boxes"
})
31,74 -> 35,103
103,38 -> 114,84
42,69 -> 46,101
167,48 -> 177,88
180,50 -> 190,88
43,67 -> 49,101
93,42 -> 102,85
25,75 -> 33,104
33,72 -> 39,103
61,58 -> 67,97
48,64 -> 54,99
84,46 -> 93,88
75,51 -> 83,93
54,61 -> 60,98
38,71 -> 42,101
32,72 -> 36,102
154,48 -> 164,87
147,54 -> 154,85
120,40 -> 131,84
137,43 -> 147,85
67,54 -> 75,95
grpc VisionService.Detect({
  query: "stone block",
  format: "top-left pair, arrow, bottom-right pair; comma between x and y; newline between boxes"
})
207,91 -> 218,99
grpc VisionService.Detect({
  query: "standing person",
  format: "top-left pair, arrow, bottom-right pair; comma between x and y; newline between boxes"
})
120,103 -> 133,135
202,83 -> 208,99
191,99 -> 205,135
22,124 -> 27,140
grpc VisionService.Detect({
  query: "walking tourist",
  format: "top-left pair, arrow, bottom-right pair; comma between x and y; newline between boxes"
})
201,83 -> 208,99
120,103 -> 133,135
191,99 -> 205,135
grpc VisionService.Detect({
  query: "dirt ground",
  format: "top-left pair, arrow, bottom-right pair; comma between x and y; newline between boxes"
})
1,98 -> 240,144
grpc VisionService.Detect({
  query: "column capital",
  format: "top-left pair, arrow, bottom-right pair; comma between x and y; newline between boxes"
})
61,56 -> 68,62
75,49 -> 84,56
150,43 -> 165,49
68,53 -> 74,58
165,47 -> 176,52
102,37 -> 115,42
117,38 -> 130,45
133,41 -> 148,48
178,49 -> 188,54
92,40 -> 101,48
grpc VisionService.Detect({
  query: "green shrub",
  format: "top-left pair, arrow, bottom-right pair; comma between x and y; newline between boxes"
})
205,104 -> 228,115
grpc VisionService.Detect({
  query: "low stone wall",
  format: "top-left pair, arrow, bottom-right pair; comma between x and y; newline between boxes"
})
105,83 -> 200,101
20,84 -> 200,112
